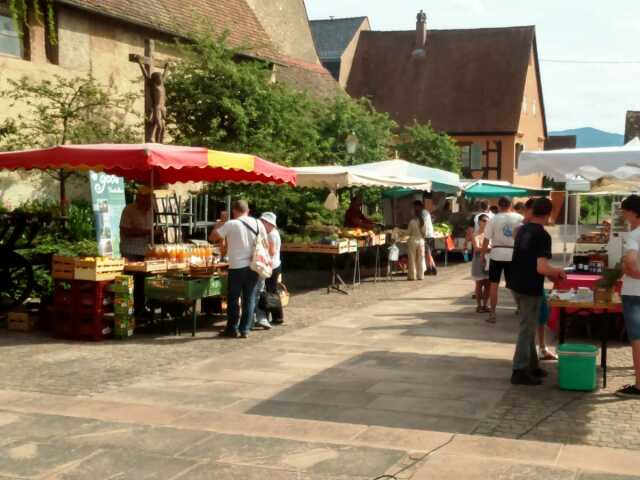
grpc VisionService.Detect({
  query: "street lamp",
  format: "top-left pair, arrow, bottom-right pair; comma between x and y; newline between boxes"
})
345,131 -> 359,156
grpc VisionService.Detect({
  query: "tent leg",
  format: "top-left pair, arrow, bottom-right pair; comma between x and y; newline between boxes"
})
150,169 -> 155,247
563,190 -> 569,265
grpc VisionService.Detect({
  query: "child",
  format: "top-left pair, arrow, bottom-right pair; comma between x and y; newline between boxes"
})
472,214 -> 491,312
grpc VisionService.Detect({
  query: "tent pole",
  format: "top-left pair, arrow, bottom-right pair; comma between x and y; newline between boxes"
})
150,169 -> 155,247
575,193 -> 580,248
563,189 -> 569,265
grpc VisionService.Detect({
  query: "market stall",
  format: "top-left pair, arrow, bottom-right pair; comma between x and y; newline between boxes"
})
291,160 -> 460,284
0,143 -> 296,339
461,180 -> 550,199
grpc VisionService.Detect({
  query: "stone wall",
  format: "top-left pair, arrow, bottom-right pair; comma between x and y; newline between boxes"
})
245,0 -> 319,64
0,5 -> 176,207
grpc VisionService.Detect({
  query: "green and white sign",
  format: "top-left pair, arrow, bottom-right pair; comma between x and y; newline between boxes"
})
89,171 -> 126,257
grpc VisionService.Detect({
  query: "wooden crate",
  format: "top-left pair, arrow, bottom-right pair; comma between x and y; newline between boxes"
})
75,257 -> 125,281
52,255 -> 77,280
281,243 -> 311,253
125,259 -> 168,273
8,312 -> 36,332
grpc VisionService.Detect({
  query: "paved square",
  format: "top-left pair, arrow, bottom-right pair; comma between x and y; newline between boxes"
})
0,264 -> 638,478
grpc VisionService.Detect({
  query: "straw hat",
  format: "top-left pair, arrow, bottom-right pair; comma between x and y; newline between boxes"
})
260,212 -> 277,227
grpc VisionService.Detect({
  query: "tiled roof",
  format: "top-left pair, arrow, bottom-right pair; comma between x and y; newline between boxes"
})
58,0 -> 280,60
310,16 -> 368,60
58,0 -> 341,97
276,58 -> 342,98
347,26 -> 541,134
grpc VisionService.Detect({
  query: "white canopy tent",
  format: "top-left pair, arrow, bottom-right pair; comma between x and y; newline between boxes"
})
518,137 -> 640,180
292,159 -> 460,193
518,138 -> 640,263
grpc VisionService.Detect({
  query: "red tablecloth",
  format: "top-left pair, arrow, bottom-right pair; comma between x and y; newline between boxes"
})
548,274 -> 622,332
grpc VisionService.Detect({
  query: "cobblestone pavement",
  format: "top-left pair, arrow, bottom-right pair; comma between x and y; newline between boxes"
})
0,270 -> 457,396
475,346 -> 640,450
0,263 -> 639,478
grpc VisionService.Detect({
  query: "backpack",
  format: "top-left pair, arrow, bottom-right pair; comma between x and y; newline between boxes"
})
240,218 -> 273,279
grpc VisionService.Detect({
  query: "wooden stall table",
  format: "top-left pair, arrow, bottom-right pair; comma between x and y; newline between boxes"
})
282,240 -> 359,294
549,297 -> 622,388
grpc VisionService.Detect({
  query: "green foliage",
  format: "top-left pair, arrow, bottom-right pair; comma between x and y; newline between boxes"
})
0,75 -> 140,213
397,122 -> 462,173
580,196 -> 613,224
166,32 -> 398,229
11,199 -> 98,298
8,0 -> 57,44
166,33 -> 396,168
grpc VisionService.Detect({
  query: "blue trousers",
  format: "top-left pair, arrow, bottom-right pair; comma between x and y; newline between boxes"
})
226,267 -> 260,335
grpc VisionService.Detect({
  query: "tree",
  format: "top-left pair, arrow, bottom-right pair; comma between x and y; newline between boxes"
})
397,122 -> 461,173
165,32 -> 397,231
0,75 -> 140,214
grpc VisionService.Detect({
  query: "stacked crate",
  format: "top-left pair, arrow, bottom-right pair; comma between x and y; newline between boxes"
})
111,275 -> 135,339
49,280 -> 114,341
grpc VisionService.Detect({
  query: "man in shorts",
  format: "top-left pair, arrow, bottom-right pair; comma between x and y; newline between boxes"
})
617,195 -> 640,398
482,197 -> 523,323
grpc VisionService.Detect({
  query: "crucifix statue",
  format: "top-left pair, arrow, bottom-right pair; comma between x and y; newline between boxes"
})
129,39 -> 170,143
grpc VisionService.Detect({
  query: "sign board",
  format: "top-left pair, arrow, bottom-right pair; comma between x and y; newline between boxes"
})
89,171 -> 126,257
566,177 -> 591,192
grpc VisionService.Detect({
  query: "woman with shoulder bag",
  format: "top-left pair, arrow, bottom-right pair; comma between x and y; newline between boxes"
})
259,212 -> 285,325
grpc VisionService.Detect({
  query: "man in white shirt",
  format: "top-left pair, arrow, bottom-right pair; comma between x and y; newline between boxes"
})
482,196 -> 523,323
422,195 -> 437,275
210,200 -> 266,339
618,195 -> 640,398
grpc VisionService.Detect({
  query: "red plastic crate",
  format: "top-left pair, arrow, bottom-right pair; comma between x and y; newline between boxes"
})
74,280 -> 114,309
74,312 -> 110,341
49,306 -> 75,340
52,280 -> 75,307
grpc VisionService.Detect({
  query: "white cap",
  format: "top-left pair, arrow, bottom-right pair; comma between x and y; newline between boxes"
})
260,212 -> 277,227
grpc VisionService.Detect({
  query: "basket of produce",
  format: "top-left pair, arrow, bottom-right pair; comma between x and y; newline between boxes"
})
144,276 -> 211,301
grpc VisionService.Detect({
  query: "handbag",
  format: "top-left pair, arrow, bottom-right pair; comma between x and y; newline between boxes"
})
240,219 -> 272,279
278,282 -> 290,308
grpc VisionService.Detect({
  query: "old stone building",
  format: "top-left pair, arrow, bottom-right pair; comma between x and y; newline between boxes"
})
0,0 -> 339,206
310,16 -> 370,87
344,11 -> 547,187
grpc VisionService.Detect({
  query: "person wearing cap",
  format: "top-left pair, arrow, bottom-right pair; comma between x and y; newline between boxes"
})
618,194 -> 640,398
119,186 -> 152,260
254,212 -> 284,328
210,200 -> 266,339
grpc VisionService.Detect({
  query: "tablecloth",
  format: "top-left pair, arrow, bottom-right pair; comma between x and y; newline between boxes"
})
548,274 -> 621,332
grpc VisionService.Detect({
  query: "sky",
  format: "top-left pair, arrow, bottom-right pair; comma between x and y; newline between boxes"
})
305,0 -> 640,135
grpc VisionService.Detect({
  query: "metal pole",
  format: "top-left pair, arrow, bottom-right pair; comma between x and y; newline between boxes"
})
150,169 -> 155,247
575,193 -> 580,247
563,189 -> 569,265
226,194 -> 231,217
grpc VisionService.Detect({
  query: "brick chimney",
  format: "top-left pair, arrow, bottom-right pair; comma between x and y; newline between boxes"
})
413,10 -> 427,58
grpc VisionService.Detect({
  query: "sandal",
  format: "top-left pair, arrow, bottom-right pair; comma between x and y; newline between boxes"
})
481,306 -> 491,313
476,306 -> 482,313
539,348 -> 558,361
486,312 -> 496,324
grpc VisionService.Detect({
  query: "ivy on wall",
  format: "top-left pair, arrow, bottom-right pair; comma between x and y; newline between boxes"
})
8,0 -> 57,44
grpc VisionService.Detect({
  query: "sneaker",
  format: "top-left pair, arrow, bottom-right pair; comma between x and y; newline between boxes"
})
257,319 -> 272,330
615,384 -> 640,399
511,370 -> 542,386
239,332 -> 249,339
531,368 -> 549,378
539,348 -> 558,361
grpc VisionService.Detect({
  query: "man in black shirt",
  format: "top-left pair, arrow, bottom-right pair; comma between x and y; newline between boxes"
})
510,198 -> 566,385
